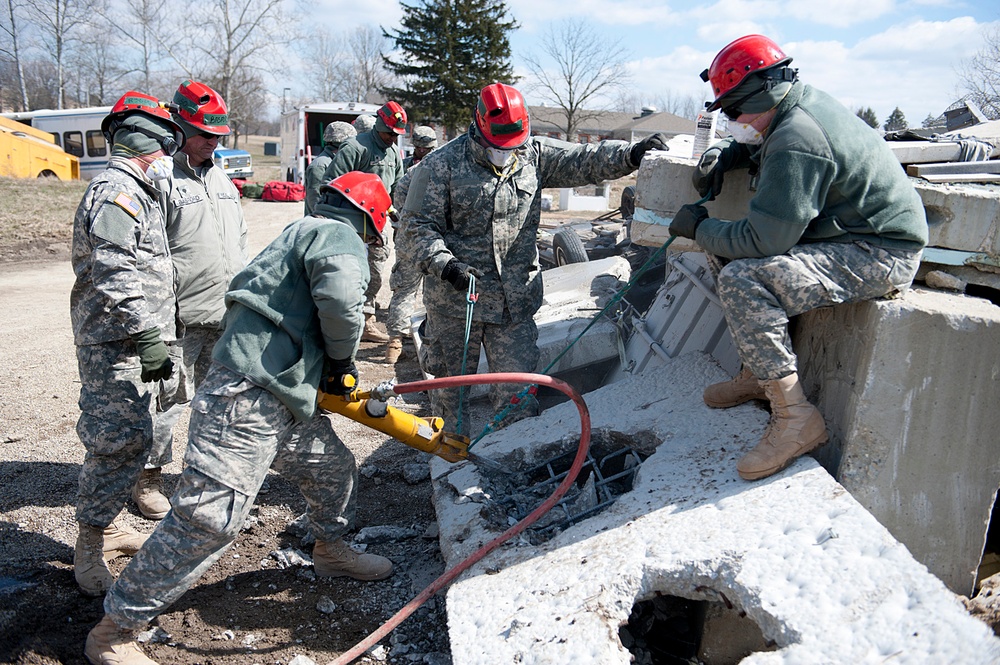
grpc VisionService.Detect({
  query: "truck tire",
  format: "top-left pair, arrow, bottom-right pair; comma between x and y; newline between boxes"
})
553,229 -> 589,267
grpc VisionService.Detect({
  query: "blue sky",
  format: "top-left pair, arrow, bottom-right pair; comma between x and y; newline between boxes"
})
311,0 -> 1000,126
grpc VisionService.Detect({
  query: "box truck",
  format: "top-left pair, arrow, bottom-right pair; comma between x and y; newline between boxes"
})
279,101 -> 382,184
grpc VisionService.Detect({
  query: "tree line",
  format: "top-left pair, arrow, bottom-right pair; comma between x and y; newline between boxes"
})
3,0 -> 999,144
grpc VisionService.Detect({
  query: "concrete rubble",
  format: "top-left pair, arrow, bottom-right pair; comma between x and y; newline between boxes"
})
413,149 -> 1000,662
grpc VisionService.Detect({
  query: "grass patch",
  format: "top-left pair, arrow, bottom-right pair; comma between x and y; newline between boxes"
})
0,176 -> 86,245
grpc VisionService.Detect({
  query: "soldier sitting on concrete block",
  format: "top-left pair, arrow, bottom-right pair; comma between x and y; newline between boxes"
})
670,34 -> 928,481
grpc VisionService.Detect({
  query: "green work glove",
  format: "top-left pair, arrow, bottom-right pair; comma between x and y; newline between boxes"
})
669,204 -> 709,240
692,146 -> 727,199
321,357 -> 358,396
130,328 -> 173,383
629,132 -> 669,167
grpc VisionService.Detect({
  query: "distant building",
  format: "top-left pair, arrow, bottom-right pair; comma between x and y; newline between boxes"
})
528,105 -> 697,143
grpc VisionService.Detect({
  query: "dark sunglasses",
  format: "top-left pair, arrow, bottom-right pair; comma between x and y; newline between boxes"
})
197,130 -> 219,140
720,87 -> 764,121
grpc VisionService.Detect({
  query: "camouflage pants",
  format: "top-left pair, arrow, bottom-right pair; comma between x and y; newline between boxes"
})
716,241 -> 921,380
422,309 -> 539,437
364,239 -> 390,316
149,326 -> 222,468
75,340 -> 157,527
104,363 -> 359,630
385,258 -> 422,338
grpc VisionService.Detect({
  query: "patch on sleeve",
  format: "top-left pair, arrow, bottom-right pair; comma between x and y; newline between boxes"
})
91,201 -> 138,247
112,192 -> 142,218
403,166 -> 430,213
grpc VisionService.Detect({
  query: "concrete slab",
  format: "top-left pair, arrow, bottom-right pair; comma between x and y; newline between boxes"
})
792,287 -> 1000,596
629,153 -> 1000,269
430,353 -> 1000,664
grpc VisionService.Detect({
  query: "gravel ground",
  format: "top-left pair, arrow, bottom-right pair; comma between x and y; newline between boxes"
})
0,199 -> 463,665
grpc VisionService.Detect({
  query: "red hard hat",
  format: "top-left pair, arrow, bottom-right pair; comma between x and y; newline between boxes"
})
475,83 -> 530,149
701,35 -> 792,111
173,80 -> 231,135
376,101 -> 408,135
321,172 -> 391,246
100,90 -> 186,151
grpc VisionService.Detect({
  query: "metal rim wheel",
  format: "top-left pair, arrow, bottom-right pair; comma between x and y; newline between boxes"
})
553,228 -> 589,266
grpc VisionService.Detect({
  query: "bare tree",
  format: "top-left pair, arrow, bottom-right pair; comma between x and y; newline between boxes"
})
652,91 -> 700,120
0,0 -> 30,110
97,0 -> 176,92
304,25 -> 393,103
23,0 -> 100,108
521,18 -> 631,141
304,32 -> 344,101
959,24 -> 1000,120
72,25 -> 129,104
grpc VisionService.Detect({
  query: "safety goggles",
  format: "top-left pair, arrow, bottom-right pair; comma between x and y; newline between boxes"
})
126,123 -> 180,156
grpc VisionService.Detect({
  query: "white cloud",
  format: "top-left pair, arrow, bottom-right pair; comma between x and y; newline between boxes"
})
782,0 -> 896,28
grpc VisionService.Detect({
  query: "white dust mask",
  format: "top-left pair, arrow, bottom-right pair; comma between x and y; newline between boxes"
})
144,155 -> 173,181
485,146 -> 514,168
728,120 -> 764,146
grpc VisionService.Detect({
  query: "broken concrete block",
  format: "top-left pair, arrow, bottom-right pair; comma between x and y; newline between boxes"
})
793,287 -> 1000,596
430,353 -> 1000,663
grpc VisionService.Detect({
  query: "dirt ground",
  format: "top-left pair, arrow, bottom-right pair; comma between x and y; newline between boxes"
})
0,198 -> 458,665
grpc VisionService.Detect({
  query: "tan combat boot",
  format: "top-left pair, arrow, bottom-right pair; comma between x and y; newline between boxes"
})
103,521 -> 149,562
85,614 -> 158,665
75,523 -> 113,597
736,373 -> 828,481
132,467 -> 170,520
703,366 -> 767,408
313,539 -> 393,580
362,314 -> 390,343
385,337 -> 403,363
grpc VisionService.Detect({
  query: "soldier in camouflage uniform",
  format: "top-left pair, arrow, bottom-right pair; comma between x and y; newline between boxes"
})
303,121 -> 356,215
134,81 -> 250,522
386,126 -> 439,363
325,101 -> 407,345
85,173 -> 394,665
671,35 -> 928,481
403,83 -> 667,435
70,91 -> 186,599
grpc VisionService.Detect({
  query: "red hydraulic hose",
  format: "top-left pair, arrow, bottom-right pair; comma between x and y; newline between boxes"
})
327,371 -> 592,665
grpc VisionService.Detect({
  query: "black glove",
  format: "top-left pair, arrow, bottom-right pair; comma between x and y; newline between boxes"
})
694,139 -> 751,200
669,204 -> 709,240
441,258 -> 483,292
130,328 -> 173,383
321,357 -> 358,396
629,132 -> 668,167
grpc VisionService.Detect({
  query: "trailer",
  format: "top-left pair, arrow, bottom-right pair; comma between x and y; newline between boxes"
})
279,101 -> 382,184
0,114 -> 80,180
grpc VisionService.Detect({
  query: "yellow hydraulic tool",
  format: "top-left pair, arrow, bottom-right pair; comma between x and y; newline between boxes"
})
317,377 -> 471,463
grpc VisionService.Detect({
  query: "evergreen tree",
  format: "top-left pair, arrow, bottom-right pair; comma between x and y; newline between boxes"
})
382,0 -> 518,135
883,107 -> 908,132
855,106 -> 879,129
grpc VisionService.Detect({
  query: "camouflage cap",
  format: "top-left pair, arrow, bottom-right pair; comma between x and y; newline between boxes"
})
352,114 -> 376,133
323,121 -> 357,147
411,125 -> 437,148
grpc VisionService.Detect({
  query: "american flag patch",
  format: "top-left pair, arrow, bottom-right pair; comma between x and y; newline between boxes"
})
112,192 -> 142,218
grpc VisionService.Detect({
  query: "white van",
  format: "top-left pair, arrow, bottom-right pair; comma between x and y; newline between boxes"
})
280,101 -> 382,184
2,106 -> 253,180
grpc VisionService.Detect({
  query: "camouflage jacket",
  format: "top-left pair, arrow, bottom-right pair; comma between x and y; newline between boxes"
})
212,205 -> 369,422
324,130 -> 404,199
70,157 -> 176,346
402,132 -> 636,323
158,152 -> 248,329
303,145 -> 337,216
